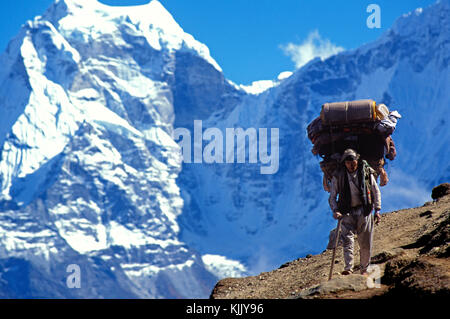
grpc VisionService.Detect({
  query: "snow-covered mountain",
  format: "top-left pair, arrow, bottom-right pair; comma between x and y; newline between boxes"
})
0,0 -> 228,298
0,0 -> 448,298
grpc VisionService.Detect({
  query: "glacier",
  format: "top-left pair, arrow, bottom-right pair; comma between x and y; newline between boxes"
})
0,0 -> 449,298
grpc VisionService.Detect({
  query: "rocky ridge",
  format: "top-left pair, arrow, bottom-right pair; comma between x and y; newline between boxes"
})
210,183 -> 450,299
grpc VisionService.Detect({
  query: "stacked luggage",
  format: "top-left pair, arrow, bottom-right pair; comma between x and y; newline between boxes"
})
307,99 -> 401,191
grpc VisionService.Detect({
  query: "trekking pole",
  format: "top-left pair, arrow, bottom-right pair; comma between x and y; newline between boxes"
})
328,218 -> 342,281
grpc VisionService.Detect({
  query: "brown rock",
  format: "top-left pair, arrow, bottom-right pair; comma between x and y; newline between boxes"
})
419,210 -> 434,218
296,274 -> 373,299
383,256 -> 450,297
371,248 -> 405,264
431,183 -> 450,200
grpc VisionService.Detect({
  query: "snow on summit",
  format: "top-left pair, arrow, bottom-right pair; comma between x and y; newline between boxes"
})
45,0 -> 222,72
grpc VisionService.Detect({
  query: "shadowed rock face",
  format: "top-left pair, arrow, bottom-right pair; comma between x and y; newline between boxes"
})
432,183 -> 450,200
383,256 -> 450,297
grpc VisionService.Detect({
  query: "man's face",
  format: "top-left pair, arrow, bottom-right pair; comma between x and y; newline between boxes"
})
345,159 -> 358,173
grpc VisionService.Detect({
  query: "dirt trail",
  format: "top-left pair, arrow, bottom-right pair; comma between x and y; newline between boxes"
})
210,185 -> 450,299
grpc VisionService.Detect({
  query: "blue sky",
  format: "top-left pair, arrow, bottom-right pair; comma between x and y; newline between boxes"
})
0,0 -> 437,84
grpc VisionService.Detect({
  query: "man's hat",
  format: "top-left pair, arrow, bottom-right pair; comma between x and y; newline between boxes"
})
341,148 -> 360,162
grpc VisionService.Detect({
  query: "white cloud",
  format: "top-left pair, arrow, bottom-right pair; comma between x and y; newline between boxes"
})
239,80 -> 278,95
202,254 -> 248,278
281,30 -> 345,69
380,167 -> 430,213
277,71 -> 293,81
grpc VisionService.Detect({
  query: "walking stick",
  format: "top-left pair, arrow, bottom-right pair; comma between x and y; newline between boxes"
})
328,218 -> 342,281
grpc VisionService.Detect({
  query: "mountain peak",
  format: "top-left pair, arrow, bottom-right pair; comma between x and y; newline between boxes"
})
40,0 -> 221,71
46,0 -> 175,26
391,0 -> 450,36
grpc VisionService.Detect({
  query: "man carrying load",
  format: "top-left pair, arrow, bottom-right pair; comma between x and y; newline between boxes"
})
328,148 -> 381,275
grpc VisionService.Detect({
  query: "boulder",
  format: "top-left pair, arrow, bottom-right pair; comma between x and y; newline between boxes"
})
383,256 -> 450,297
296,274 -> 374,299
431,183 -> 450,200
371,248 -> 405,264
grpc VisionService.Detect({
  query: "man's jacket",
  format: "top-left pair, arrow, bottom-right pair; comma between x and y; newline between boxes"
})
328,160 -> 381,216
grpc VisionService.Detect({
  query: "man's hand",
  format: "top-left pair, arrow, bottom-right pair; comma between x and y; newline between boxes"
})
333,211 -> 343,220
374,211 -> 381,225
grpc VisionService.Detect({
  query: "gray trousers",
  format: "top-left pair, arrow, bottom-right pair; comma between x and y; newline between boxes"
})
340,206 -> 374,273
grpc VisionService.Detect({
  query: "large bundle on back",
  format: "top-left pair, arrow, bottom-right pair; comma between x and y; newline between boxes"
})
307,99 -> 401,191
